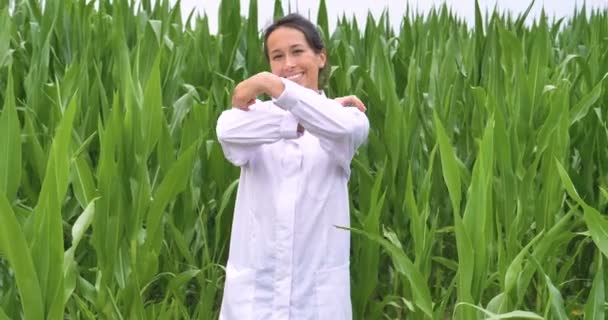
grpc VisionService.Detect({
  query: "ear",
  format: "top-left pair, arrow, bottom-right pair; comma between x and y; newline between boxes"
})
318,48 -> 327,68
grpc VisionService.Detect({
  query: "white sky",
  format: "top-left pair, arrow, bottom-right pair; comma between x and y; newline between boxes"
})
172,0 -> 608,33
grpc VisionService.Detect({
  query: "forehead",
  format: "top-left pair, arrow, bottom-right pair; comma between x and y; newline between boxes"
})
267,27 -> 310,51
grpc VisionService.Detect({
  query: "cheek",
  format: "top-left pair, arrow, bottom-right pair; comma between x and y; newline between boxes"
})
269,62 -> 282,75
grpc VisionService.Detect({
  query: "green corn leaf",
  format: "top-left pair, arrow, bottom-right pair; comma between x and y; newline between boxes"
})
346,227 -> 434,318
273,0 -> 284,20
582,205 -> 608,260
584,254 -> 604,320
317,0 -> 329,41
0,194 -> 44,320
555,159 -> 584,204
63,199 -> 96,304
453,212 -> 475,319
71,155 -> 97,208
141,54 -> 164,158
600,187 -> 608,202
214,178 -> 240,253
143,141 -> 198,265
514,0 -> 536,33
556,160 -> 608,258
544,273 -> 569,320
354,166 -> 385,315
473,0 -> 484,84
455,302 -> 543,319
0,307 -> 9,320
504,231 -> 544,294
167,219 -> 195,266
30,93 -> 78,319
167,269 -> 201,294
0,66 -> 21,201
570,73 -> 607,125
433,110 -> 461,215
245,0 -> 259,75
0,7 -> 11,67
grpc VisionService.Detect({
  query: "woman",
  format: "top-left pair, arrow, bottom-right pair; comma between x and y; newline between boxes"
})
216,13 -> 369,320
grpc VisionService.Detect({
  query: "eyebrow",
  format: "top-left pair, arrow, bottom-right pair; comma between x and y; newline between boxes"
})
270,44 -> 305,55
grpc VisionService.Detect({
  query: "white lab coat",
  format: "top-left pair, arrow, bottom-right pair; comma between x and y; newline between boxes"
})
216,78 -> 369,320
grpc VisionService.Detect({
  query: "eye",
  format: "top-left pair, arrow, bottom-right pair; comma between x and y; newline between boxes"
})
271,54 -> 283,61
293,49 -> 303,55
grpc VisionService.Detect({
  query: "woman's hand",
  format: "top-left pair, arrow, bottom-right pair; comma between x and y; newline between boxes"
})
231,76 -> 262,111
232,72 -> 285,110
334,95 -> 367,112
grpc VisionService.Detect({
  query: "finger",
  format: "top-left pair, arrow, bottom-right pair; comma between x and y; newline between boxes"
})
335,96 -> 356,106
335,96 -> 366,112
353,99 -> 367,112
345,96 -> 366,112
334,97 -> 346,106
231,97 -> 251,111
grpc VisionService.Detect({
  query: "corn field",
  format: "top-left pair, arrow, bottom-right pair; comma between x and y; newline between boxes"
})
0,0 -> 607,318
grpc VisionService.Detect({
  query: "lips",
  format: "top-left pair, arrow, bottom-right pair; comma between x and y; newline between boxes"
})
285,72 -> 304,81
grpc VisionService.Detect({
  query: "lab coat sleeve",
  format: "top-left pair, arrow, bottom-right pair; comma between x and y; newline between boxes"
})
216,104 -> 299,166
274,79 -> 369,174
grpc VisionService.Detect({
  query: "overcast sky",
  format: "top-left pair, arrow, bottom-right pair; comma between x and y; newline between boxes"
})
172,0 -> 608,33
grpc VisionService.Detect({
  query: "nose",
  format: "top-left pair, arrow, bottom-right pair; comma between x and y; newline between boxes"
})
285,54 -> 296,68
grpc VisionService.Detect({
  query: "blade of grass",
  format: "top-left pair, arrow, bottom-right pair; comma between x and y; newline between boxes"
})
63,199 -> 96,304
0,66 -> 21,201
0,194 -> 43,320
556,160 -> 608,258
584,253 -> 604,320
345,226 -> 434,318
455,302 -> 543,319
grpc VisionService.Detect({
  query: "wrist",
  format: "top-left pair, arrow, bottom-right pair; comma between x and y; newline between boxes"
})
259,72 -> 285,98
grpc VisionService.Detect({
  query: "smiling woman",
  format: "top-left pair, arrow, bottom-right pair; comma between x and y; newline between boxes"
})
266,27 -> 325,90
263,14 -> 330,91
215,13 -> 370,320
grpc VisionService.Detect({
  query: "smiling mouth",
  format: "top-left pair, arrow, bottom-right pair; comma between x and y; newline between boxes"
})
285,73 -> 304,81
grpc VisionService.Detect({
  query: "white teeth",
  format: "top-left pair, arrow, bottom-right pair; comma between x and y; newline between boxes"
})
286,73 -> 303,80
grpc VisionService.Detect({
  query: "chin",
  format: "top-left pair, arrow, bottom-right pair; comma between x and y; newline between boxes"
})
298,80 -> 311,88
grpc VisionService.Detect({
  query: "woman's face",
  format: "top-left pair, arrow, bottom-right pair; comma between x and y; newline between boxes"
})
266,26 -> 326,91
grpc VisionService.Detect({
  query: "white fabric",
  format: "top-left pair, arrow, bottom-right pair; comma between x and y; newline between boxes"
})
216,78 -> 369,320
